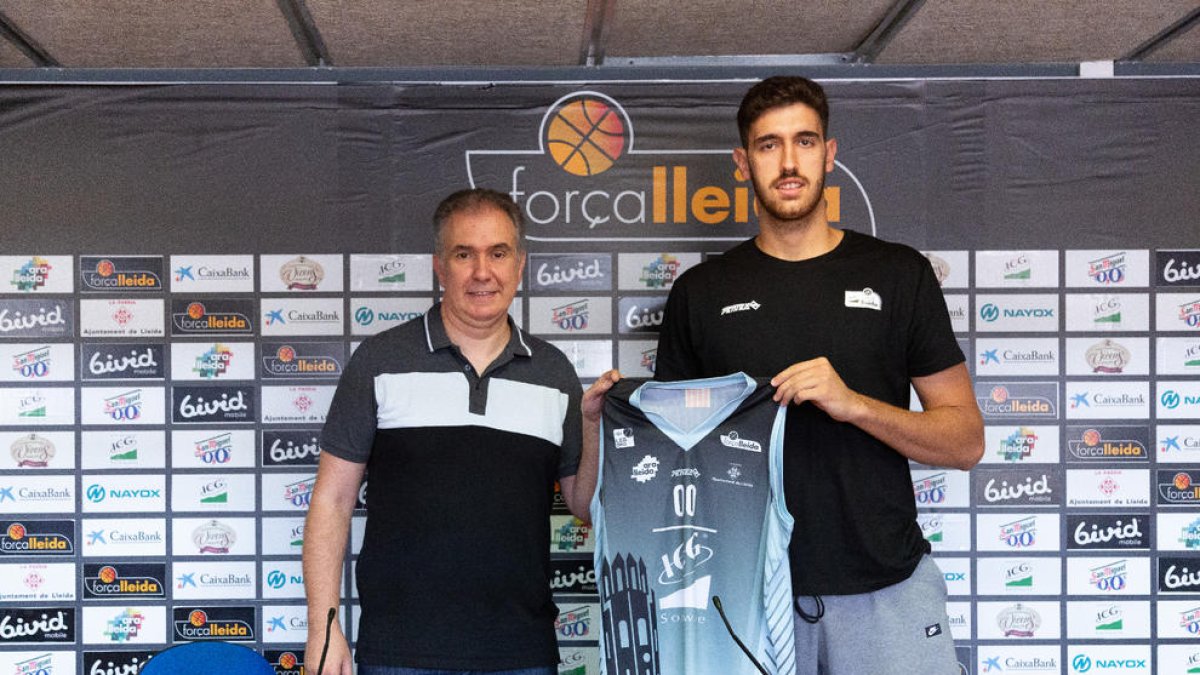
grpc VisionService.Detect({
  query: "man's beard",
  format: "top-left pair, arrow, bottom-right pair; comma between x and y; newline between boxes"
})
752,167 -> 827,226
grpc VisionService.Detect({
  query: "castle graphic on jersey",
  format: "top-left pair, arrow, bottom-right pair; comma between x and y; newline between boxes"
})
600,553 -> 661,675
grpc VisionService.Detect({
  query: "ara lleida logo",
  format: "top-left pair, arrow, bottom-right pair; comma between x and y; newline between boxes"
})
466,91 -> 875,242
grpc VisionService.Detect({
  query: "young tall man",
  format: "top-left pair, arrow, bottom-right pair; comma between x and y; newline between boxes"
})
644,76 -> 983,673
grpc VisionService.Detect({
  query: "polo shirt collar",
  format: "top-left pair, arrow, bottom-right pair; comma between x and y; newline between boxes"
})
423,302 -> 532,359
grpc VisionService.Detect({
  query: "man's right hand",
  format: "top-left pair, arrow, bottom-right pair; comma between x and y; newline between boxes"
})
305,623 -> 352,675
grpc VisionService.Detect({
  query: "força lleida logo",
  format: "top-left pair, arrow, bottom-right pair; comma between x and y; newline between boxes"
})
466,91 -> 875,242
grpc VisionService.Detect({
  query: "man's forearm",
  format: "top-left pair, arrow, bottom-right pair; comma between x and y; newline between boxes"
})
302,496 -> 353,628
847,395 -> 984,470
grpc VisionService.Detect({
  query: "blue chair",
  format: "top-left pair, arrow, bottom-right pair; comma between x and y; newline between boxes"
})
138,642 -> 277,675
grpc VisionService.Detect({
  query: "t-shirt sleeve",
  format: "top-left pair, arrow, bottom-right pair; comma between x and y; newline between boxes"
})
558,370 -> 583,479
319,340 -> 379,464
654,275 -> 703,381
906,255 -> 966,378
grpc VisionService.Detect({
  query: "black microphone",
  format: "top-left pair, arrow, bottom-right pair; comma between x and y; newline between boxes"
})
317,607 -> 337,675
712,596 -> 770,675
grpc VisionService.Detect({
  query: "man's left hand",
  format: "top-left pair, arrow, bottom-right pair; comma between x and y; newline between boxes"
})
583,369 -> 621,423
770,357 -> 866,423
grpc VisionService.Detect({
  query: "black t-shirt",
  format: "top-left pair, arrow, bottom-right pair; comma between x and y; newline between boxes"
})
654,230 -> 964,595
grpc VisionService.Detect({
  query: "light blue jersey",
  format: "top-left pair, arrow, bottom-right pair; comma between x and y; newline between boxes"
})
591,373 -> 795,675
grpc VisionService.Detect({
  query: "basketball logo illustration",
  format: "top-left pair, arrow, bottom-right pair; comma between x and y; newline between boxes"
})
546,96 -> 627,177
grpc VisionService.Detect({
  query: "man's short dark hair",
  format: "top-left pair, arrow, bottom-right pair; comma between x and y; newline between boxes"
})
433,188 -> 526,254
737,76 -> 830,147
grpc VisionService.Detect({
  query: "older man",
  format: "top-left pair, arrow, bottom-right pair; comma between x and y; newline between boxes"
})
304,189 -> 594,675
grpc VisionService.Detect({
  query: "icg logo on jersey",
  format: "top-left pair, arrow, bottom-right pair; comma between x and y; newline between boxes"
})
466,91 -> 873,242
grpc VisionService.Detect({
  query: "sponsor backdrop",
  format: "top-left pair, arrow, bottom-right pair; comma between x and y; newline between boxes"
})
0,77 -> 1198,675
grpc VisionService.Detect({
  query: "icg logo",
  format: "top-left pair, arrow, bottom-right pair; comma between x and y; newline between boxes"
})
1073,654 -> 1092,673
86,484 -> 106,503
355,307 -> 374,326
1163,390 -> 1181,409
980,303 -> 1000,322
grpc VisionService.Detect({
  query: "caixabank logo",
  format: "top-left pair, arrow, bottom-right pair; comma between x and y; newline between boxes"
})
172,606 -> 255,642
466,91 -> 875,241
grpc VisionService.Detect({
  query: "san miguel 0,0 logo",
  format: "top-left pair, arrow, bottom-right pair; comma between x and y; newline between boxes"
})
466,91 -> 874,242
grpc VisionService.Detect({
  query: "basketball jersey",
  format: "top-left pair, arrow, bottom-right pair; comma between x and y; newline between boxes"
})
591,373 -> 795,675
